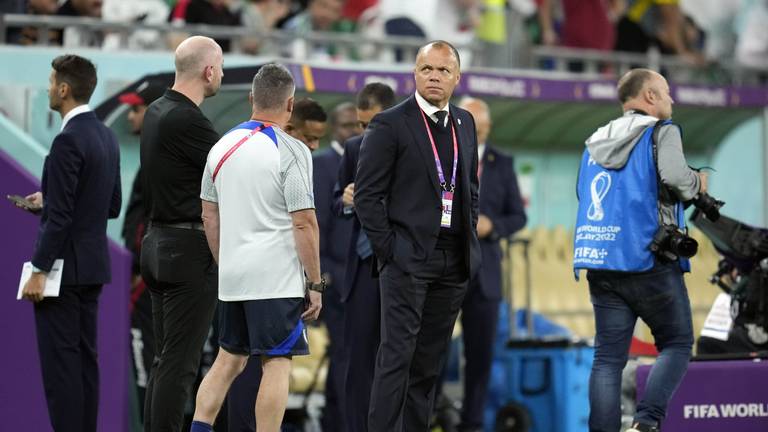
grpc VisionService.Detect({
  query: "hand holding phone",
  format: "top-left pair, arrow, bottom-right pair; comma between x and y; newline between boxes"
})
7,194 -> 42,214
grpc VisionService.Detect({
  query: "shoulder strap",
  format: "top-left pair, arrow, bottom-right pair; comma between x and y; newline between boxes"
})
651,120 -> 676,205
212,123 -> 270,182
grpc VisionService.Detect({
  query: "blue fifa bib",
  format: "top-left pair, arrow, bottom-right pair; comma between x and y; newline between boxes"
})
573,120 -> 688,276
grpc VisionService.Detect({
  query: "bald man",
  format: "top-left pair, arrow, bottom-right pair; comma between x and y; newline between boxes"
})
575,69 -> 704,432
452,97 -> 526,432
355,41 -> 481,431
139,35 -> 224,432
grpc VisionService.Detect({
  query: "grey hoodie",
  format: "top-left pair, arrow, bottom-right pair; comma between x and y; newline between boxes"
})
584,111 -> 701,226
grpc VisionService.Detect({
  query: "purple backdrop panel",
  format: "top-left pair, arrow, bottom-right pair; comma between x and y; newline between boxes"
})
300,65 -> 768,108
637,360 -> 768,431
0,148 -> 130,432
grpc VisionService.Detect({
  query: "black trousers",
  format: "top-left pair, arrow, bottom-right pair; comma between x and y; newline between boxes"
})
368,248 -> 468,432
321,280 -> 347,432
343,257 -> 380,432
226,356 -> 261,432
130,278 -> 155,421
34,283 -> 102,432
141,227 -> 218,432
458,282 -> 500,430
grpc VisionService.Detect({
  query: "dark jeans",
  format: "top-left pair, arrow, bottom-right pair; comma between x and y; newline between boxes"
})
34,284 -> 102,432
587,262 -> 693,432
141,227 -> 218,432
368,248 -> 468,432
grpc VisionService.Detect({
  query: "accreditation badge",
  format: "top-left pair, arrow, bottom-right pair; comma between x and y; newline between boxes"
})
441,191 -> 453,228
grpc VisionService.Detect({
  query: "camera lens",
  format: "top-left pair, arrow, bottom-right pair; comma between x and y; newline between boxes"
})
670,235 -> 698,258
693,193 -> 724,222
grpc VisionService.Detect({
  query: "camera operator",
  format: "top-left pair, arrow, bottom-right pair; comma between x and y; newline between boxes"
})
573,68 -> 708,432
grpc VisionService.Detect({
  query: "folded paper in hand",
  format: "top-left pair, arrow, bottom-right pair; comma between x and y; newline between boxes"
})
17,260 -> 63,300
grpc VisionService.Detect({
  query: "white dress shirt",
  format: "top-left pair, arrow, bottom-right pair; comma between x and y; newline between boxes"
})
415,91 -> 450,127
330,140 -> 345,156
60,104 -> 92,131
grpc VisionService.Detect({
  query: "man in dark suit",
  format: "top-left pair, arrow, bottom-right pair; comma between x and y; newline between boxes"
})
355,40 -> 481,432
20,54 -> 121,432
454,97 -> 527,432
284,97 -> 328,152
332,82 -> 397,432
312,101 -> 358,432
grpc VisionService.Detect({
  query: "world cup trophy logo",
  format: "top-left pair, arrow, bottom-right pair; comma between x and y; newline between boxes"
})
587,171 -> 611,221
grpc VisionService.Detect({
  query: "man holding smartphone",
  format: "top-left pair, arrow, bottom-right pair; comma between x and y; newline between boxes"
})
7,193 -> 42,213
20,54 -> 122,432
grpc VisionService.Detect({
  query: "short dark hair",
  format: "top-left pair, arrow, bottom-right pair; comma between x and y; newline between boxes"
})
251,63 -> 295,111
617,69 -> 655,103
292,98 -> 327,124
417,40 -> 461,69
51,54 -> 97,103
357,83 -> 396,111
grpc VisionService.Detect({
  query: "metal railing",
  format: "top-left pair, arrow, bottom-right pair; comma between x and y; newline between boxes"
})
2,13 -> 766,85
0,13 -> 482,63
532,45 -> 768,86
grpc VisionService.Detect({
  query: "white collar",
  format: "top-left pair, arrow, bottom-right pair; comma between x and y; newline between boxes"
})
478,143 -> 486,160
330,140 -> 344,156
60,104 -> 91,131
414,91 -> 450,127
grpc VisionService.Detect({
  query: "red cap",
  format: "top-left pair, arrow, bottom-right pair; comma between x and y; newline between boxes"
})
119,81 -> 166,107
119,92 -> 145,106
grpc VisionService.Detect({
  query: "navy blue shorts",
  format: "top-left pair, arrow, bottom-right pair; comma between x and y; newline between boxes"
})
218,298 -> 309,357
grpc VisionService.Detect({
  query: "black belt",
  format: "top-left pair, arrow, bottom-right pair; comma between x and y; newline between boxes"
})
149,221 -> 205,231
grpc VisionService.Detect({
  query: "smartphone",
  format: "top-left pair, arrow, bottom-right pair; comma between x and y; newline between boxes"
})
6,194 -> 41,214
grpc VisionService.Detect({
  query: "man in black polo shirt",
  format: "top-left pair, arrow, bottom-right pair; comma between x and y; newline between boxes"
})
139,35 -> 223,432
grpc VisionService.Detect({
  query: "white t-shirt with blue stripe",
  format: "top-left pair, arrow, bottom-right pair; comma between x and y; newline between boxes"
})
201,120 -> 314,301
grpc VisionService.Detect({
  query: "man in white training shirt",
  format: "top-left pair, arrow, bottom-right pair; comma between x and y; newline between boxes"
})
189,63 -> 323,432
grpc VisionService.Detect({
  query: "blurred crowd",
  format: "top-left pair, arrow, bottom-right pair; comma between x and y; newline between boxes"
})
2,0 -> 767,72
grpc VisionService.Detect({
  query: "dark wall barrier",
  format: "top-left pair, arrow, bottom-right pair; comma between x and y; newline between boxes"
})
0,148 -> 130,432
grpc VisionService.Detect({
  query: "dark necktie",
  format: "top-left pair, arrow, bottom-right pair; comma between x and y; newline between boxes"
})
356,229 -> 372,260
434,110 -> 447,129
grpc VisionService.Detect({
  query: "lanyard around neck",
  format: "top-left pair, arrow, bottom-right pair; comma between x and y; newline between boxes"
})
419,109 -> 458,192
212,122 -> 271,182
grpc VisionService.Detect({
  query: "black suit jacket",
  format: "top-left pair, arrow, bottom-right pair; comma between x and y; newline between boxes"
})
475,145 -> 527,300
32,111 -> 122,285
313,147 -> 353,291
332,135 -> 364,302
354,95 -> 481,276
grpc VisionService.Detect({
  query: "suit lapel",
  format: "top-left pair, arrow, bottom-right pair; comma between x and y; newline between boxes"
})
451,107 -> 474,190
404,96 -> 441,195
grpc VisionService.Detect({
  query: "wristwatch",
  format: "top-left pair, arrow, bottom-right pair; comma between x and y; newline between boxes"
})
305,277 -> 326,293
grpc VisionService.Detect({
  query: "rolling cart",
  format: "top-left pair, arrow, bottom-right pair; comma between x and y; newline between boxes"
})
486,237 -> 593,432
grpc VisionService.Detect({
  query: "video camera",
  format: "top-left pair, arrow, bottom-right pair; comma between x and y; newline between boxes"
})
693,210 -> 768,351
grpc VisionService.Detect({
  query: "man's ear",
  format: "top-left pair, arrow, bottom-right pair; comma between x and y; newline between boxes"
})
204,65 -> 213,83
644,87 -> 657,104
249,92 -> 254,107
286,96 -> 294,115
58,81 -> 70,100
